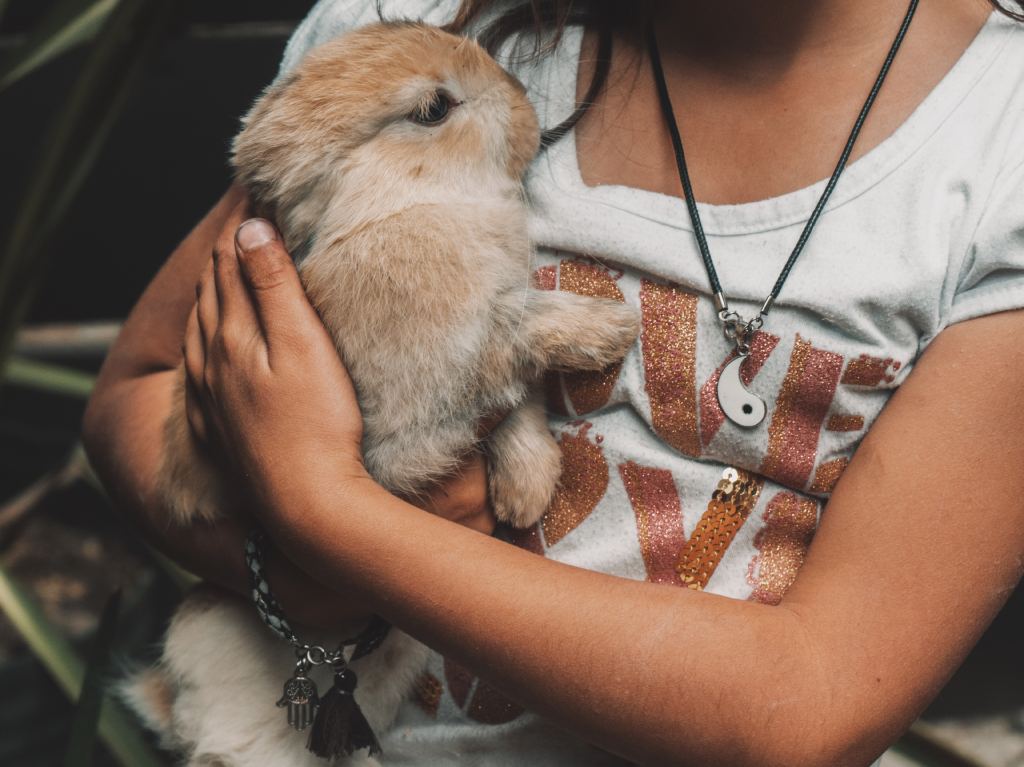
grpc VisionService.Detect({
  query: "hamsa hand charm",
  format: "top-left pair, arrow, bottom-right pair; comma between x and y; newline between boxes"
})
277,672 -> 319,731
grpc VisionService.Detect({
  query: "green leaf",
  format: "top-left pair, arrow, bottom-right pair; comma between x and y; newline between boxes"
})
0,0 -> 176,368
145,546 -> 201,594
3,356 -> 96,398
0,564 -> 163,767
63,590 -> 122,767
0,0 -> 120,92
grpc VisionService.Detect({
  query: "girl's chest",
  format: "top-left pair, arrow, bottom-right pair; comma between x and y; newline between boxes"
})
571,7 -> 990,206
520,126 -> 977,495
531,244 -> 915,501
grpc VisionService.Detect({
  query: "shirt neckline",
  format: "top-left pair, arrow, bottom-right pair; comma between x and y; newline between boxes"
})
533,11 -> 1014,237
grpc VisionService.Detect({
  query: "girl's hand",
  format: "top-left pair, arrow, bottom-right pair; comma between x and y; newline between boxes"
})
183,218 -> 496,535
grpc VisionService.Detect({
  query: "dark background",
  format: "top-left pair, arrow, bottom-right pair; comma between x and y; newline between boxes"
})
2,1 -> 313,327
0,4 -> 314,764
0,2 -> 313,500
0,2 -> 1021,765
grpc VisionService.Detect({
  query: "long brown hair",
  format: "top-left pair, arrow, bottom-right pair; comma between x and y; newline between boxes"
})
442,0 -> 619,146
440,0 -> 1024,147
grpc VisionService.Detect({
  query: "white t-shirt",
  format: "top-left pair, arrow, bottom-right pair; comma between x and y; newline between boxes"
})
277,2 -> 1024,764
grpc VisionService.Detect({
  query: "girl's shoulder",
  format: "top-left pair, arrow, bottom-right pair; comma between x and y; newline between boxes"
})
964,12 -> 1024,156
278,0 -> 466,80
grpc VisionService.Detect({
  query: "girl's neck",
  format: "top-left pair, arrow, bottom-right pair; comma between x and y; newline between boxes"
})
659,0 -> 906,55
652,0 -> 989,80
575,0 -> 993,204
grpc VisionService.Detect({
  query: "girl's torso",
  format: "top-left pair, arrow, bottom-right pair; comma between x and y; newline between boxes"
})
278,2 -> 1024,763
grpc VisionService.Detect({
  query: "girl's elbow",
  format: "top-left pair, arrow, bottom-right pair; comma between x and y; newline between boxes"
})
747,711 -> 893,767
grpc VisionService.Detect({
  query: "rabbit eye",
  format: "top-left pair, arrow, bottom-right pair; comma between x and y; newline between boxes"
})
410,91 -> 456,126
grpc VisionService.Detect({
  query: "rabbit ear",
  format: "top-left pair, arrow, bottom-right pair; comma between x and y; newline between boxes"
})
230,78 -> 295,200
232,78 -> 339,256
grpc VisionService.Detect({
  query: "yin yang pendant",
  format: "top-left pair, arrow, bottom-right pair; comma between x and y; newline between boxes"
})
717,355 -> 766,428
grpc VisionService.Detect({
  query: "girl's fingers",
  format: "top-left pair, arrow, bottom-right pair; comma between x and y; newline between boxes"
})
183,304 -> 210,443
183,304 -> 204,390
214,220 -> 259,334
417,451 -> 496,533
235,219 -> 323,358
196,260 -> 219,347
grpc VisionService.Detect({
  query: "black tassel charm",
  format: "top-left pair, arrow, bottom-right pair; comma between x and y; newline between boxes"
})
307,665 -> 381,759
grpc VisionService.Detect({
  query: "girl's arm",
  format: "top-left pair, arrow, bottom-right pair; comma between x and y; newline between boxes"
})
81,189 -> 492,628
197,221 -> 1024,767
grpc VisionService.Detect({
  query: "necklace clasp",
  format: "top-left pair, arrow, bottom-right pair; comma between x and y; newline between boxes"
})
718,309 -> 763,356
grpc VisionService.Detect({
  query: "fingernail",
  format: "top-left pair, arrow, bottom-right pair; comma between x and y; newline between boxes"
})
236,218 -> 277,253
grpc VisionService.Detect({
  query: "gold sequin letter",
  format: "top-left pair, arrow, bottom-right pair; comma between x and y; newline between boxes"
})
675,468 -> 764,590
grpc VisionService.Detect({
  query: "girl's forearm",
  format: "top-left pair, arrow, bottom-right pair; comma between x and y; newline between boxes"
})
269,478 -> 826,767
84,370 -> 373,627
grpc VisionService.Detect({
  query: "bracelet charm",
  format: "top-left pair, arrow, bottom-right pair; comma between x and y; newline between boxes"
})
245,529 -> 388,758
278,660 -> 319,731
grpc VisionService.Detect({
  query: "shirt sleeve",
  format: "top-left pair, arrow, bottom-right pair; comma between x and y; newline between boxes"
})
947,156 -> 1024,326
277,0 -> 461,80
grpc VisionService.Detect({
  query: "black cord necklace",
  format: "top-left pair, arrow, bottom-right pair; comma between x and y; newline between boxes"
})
647,0 -> 919,428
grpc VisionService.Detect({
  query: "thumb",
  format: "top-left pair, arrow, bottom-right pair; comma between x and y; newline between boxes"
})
235,218 -> 310,332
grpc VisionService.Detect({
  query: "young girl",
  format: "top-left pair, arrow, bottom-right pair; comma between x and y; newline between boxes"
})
83,0 -> 1024,764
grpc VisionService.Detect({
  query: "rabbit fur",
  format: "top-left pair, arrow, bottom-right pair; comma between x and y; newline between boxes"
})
125,22 -> 638,766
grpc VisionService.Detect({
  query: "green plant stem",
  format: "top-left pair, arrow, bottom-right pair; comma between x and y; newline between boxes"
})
63,590 -> 122,767
145,546 -> 200,593
0,565 -> 163,767
15,320 -> 122,358
0,0 -> 175,368
3,356 -> 96,398
0,0 -> 120,91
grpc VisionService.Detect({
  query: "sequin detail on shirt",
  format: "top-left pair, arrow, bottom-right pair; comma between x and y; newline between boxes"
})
541,422 -> 608,546
810,457 -> 850,494
414,672 -> 443,718
619,462 -> 686,585
443,659 -> 525,725
675,468 -> 764,590
748,492 -> 819,605
841,354 -> 902,387
759,336 -> 844,490
557,259 -> 626,415
826,414 -> 865,432
639,280 -> 701,457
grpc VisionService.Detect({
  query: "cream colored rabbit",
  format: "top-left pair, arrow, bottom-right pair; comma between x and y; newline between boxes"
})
125,22 -> 638,766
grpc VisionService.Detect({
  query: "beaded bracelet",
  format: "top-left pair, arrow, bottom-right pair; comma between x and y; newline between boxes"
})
244,529 -> 389,759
